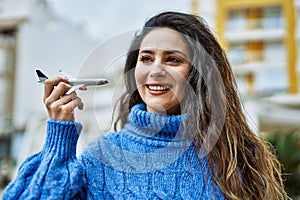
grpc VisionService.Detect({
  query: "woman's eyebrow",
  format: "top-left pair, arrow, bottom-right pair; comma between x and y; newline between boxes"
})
163,50 -> 188,58
139,49 -> 188,58
139,49 -> 154,54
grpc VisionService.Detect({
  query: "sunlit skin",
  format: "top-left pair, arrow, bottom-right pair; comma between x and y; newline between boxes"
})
135,28 -> 191,115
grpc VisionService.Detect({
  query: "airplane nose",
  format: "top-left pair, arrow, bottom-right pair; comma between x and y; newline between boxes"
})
99,80 -> 109,85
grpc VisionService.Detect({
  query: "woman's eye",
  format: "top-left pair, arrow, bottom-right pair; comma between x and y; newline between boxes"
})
166,57 -> 182,63
139,55 -> 153,63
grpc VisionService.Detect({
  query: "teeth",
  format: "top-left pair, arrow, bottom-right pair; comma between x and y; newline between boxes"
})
148,85 -> 169,91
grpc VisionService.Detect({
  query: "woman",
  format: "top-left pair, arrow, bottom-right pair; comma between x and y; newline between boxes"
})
3,11 -> 287,199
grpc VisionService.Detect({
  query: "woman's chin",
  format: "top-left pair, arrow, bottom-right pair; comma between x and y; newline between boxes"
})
146,104 -> 180,115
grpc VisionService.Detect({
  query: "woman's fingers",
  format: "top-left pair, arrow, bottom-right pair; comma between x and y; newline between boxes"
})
43,77 -> 68,102
50,95 -> 83,121
46,93 -> 84,121
45,82 -> 72,105
43,77 -> 84,121
53,92 -> 77,106
54,93 -> 84,110
63,96 -> 84,111
79,85 -> 87,91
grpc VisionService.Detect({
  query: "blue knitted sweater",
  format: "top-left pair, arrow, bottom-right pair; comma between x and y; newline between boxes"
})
3,104 -> 224,199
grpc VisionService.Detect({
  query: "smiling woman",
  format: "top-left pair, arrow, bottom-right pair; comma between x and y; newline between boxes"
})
3,11 -> 288,200
135,28 -> 191,115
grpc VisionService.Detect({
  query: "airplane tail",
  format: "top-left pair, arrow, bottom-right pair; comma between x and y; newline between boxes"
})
36,69 -> 48,83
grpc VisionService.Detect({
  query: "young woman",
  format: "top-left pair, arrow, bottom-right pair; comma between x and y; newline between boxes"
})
3,11 -> 287,200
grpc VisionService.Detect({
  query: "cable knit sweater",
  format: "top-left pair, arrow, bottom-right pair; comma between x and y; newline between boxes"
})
3,104 -> 224,199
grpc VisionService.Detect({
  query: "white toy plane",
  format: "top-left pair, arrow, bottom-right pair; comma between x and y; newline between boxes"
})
36,69 -> 108,95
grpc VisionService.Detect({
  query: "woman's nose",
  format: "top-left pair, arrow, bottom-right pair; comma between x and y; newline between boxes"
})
149,61 -> 165,78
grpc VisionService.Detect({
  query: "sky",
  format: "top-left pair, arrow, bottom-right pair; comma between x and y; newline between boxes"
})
47,0 -> 192,41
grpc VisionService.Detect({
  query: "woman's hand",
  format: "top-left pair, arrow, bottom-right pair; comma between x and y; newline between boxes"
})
43,77 -> 84,121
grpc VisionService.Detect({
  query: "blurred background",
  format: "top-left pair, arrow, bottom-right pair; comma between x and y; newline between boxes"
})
0,0 -> 299,198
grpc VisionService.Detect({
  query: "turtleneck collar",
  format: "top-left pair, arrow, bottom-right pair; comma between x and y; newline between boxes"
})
125,103 -> 188,141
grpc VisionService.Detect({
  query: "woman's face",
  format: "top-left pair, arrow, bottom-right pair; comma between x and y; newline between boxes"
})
135,28 -> 191,115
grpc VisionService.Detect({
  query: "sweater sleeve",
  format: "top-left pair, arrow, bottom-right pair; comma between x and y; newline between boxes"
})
3,119 -> 87,200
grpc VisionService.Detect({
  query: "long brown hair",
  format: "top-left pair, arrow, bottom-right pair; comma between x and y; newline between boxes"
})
113,11 -> 287,199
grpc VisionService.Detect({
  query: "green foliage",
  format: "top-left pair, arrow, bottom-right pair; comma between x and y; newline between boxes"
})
264,131 -> 300,197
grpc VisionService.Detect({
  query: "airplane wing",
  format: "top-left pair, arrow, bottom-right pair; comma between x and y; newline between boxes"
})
59,69 -> 74,79
65,84 -> 85,95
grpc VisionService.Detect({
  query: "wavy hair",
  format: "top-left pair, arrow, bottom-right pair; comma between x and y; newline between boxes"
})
113,11 -> 287,200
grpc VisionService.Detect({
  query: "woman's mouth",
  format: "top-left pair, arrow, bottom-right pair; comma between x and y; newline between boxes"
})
146,84 -> 172,95
147,85 -> 170,91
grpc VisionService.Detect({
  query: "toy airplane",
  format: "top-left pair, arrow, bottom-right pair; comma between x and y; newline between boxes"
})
36,69 -> 108,95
